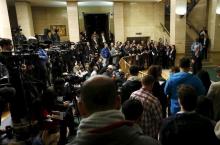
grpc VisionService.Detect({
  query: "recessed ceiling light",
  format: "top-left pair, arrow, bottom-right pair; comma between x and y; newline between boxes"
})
78,1 -> 113,7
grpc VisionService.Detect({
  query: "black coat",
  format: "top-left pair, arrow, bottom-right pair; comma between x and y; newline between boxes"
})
159,112 -> 219,145
120,79 -> 141,104
192,54 -> 202,75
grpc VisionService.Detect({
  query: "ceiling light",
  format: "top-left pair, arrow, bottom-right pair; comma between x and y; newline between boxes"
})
78,1 -> 113,7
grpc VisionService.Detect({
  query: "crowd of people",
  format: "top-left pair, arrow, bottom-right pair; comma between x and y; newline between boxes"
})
0,28 -> 220,145
79,31 -> 177,70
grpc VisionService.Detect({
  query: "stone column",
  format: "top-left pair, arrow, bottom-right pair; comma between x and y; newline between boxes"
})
67,1 -> 80,42
0,0 -> 12,39
170,0 -> 187,53
207,0 -> 220,63
208,0 -> 220,52
15,1 -> 34,38
113,2 -> 125,42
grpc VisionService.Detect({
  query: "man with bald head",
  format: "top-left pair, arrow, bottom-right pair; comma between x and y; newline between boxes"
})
70,75 -> 160,145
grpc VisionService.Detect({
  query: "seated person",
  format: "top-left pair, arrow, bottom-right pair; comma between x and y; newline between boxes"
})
41,78 -> 75,145
159,84 -> 219,145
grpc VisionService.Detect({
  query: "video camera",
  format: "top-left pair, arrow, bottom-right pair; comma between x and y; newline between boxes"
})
0,126 -> 13,140
64,74 -> 84,85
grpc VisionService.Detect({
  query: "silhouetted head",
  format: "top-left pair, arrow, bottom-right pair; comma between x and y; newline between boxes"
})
178,84 -> 197,112
78,75 -> 120,116
129,65 -> 139,76
122,99 -> 143,122
179,57 -> 191,71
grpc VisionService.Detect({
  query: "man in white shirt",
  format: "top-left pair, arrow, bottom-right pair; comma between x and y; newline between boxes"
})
191,38 -> 202,56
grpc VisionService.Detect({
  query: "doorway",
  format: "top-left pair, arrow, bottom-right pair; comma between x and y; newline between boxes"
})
84,13 -> 109,41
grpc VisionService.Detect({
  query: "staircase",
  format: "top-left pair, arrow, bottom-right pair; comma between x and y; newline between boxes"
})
186,0 -> 201,17
163,0 -> 214,66
185,0 -> 201,56
185,33 -> 193,57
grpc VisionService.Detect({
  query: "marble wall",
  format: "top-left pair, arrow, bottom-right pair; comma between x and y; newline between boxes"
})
32,7 -> 69,41
123,2 -> 165,41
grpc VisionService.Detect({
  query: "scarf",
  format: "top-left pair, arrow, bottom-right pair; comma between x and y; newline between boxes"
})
77,110 -> 125,137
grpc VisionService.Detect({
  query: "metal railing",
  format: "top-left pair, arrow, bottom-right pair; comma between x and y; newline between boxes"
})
119,56 -> 169,80
160,23 -> 170,37
119,56 -> 147,78
186,20 -> 200,36
187,0 -> 201,17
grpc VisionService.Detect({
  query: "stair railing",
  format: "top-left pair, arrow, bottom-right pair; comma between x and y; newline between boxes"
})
187,0 -> 201,16
186,20 -> 200,35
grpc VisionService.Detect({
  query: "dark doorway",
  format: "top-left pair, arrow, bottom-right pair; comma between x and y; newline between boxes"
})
84,13 -> 109,41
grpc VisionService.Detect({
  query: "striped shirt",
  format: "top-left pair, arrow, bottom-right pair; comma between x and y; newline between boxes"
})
130,88 -> 162,139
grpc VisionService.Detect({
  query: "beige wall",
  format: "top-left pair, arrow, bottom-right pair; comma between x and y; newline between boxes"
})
16,2 -> 34,37
31,2 -> 165,42
32,6 -> 114,41
123,2 -> 164,41
32,7 -> 69,41
0,0 -> 12,39
114,2 -> 125,42
78,6 -> 114,33
188,0 -> 208,32
67,1 -> 80,42
208,0 -> 220,52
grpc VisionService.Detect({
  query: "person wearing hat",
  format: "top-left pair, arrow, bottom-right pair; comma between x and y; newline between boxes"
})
207,69 -> 220,121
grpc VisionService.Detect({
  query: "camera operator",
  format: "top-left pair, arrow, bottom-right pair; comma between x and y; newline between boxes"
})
12,26 -> 27,46
50,51 -> 64,83
41,78 -> 75,145
0,38 -> 16,126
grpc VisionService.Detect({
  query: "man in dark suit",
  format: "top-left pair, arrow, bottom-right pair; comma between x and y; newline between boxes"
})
91,31 -> 99,51
192,46 -> 203,75
169,45 -> 176,67
200,34 -> 209,60
152,43 -> 159,65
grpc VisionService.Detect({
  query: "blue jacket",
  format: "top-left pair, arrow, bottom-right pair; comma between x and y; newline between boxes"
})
100,47 -> 110,59
38,48 -> 48,67
164,72 -> 205,114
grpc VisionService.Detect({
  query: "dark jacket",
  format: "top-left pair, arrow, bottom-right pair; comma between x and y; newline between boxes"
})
120,77 -> 141,104
152,81 -> 167,118
70,121 -> 160,145
159,112 -> 220,145
192,53 -> 202,75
